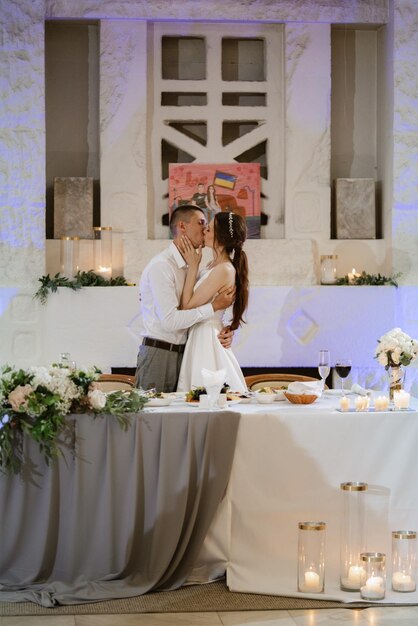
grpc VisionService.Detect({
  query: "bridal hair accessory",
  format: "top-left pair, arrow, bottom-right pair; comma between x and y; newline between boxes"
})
228,212 -> 234,238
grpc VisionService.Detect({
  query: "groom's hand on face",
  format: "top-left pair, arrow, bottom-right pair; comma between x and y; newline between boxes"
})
212,285 -> 235,312
218,326 -> 234,349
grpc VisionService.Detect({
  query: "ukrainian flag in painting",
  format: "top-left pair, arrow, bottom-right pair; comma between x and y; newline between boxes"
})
213,170 -> 237,190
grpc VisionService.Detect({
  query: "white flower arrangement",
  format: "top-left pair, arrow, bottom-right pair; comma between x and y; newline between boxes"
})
375,327 -> 418,369
0,363 -> 148,473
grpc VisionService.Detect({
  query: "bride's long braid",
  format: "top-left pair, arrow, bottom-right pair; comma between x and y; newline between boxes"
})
214,212 -> 249,331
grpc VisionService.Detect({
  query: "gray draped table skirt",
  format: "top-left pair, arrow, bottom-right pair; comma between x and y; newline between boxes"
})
0,409 -> 240,607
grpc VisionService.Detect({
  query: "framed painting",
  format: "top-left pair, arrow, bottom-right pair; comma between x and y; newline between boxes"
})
169,163 -> 261,238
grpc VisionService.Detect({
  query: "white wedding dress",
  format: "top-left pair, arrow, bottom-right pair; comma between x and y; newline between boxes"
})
177,268 -> 247,392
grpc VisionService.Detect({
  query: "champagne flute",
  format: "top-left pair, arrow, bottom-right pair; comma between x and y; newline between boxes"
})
318,350 -> 330,389
335,359 -> 352,396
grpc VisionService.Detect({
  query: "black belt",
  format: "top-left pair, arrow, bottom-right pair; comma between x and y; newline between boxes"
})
142,337 -> 185,354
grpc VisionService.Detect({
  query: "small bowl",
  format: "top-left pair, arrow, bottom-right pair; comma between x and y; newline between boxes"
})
255,393 -> 277,404
283,392 -> 318,405
146,397 -> 173,407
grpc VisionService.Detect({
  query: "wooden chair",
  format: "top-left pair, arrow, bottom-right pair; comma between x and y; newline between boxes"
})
245,373 -> 325,391
96,374 -> 136,392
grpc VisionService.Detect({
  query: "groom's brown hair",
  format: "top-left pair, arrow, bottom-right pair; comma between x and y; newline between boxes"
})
170,205 -> 205,236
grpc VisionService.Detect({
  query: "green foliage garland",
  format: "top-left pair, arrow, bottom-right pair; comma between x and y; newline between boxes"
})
34,271 -> 130,304
336,271 -> 400,287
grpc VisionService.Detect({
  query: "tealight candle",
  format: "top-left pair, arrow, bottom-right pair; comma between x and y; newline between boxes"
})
393,390 -> 410,410
355,396 -> 370,411
374,395 -> 389,411
360,552 -> 386,600
340,396 -> 350,411
392,571 -> 415,592
363,575 -> 385,598
347,268 -> 360,284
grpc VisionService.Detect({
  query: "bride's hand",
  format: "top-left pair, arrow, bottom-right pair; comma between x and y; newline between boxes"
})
179,236 -> 202,270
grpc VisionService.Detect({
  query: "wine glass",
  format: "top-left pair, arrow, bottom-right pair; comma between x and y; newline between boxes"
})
318,350 -> 330,389
335,359 -> 352,396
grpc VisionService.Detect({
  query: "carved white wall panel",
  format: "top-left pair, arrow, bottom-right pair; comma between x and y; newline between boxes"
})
45,0 -> 388,24
151,22 -> 284,239
284,24 -> 331,242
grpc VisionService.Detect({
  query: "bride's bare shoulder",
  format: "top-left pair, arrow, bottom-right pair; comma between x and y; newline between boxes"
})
210,262 -> 235,279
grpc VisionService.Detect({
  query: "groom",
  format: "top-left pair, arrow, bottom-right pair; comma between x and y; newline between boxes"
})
135,205 -> 234,392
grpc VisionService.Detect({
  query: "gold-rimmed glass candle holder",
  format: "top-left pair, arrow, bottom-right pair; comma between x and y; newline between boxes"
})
93,226 -> 112,279
392,531 -> 416,592
360,552 -> 386,600
298,521 -> 326,593
340,482 -> 368,591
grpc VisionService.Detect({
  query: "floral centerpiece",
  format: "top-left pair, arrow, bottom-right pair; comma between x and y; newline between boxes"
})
375,328 -> 418,399
0,364 -> 148,474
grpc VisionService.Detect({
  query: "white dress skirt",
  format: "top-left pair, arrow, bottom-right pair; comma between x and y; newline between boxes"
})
177,269 -> 247,393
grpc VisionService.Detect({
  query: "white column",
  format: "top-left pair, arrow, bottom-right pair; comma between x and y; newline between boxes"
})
0,0 -> 45,287
392,0 -> 418,285
284,24 -> 331,246
100,20 -> 149,280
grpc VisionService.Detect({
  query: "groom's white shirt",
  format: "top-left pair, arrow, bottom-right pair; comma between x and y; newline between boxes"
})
140,242 -> 214,345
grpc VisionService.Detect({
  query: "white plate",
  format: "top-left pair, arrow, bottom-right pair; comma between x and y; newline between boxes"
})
146,397 -> 173,407
187,399 -> 242,408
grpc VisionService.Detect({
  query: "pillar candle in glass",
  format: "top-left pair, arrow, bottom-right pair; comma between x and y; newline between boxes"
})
360,552 -> 386,600
392,531 -> 416,592
340,482 -> 368,591
60,236 -> 79,279
93,226 -> 112,279
298,521 -> 326,593
320,255 -> 338,285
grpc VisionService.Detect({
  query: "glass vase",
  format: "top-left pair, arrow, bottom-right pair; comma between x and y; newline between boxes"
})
297,521 -> 326,593
340,482 -> 368,591
388,365 -> 405,401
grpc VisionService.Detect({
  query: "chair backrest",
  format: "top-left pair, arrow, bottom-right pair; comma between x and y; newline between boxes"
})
96,374 -> 136,392
245,373 -> 324,391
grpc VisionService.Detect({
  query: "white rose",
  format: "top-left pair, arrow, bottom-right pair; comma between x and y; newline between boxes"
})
377,353 -> 388,366
88,389 -> 107,410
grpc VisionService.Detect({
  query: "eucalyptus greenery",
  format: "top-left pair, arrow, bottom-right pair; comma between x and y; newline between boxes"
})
336,271 -> 400,287
34,271 -> 130,304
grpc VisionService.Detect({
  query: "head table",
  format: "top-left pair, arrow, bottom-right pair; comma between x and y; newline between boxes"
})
1,395 -> 418,607
189,395 -> 418,605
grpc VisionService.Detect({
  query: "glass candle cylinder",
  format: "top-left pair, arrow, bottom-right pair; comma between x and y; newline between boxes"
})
298,521 -> 326,593
93,226 -> 112,279
320,255 -> 338,285
392,531 -> 416,592
360,552 -> 386,600
340,482 -> 368,591
60,236 -> 79,279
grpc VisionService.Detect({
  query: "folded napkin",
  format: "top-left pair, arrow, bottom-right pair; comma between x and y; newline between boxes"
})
351,383 -> 372,396
201,368 -> 226,390
287,381 -> 323,397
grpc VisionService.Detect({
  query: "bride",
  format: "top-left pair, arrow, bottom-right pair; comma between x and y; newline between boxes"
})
176,211 -> 248,392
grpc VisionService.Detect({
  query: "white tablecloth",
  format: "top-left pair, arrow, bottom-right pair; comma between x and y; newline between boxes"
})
189,396 -> 418,604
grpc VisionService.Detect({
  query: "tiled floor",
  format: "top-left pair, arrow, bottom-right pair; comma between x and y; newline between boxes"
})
2,607 -> 418,626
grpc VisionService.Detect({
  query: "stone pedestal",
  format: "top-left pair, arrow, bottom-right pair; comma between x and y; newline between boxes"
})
335,178 -> 376,239
54,177 -> 93,238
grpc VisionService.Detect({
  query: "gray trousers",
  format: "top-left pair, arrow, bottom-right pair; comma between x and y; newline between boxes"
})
135,344 -> 184,392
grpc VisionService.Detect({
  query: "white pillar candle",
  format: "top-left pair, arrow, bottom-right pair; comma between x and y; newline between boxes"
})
304,570 -> 321,591
392,571 -> 416,592
340,396 -> 350,411
348,565 -> 366,587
